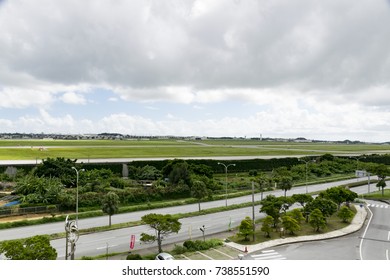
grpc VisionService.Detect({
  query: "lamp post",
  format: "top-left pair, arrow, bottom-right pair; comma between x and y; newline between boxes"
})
299,158 -> 314,194
218,162 -> 236,207
71,167 -> 84,226
350,156 -> 365,181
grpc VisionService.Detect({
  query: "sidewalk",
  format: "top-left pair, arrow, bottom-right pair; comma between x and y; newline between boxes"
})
225,203 -> 367,253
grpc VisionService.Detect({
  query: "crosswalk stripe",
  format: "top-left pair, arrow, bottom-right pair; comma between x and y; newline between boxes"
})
251,249 -> 286,260
253,255 -> 285,260
368,204 -> 390,208
252,252 -> 278,258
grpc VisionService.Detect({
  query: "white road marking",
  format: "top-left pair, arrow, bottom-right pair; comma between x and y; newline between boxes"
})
360,206 -> 374,260
251,250 -> 286,260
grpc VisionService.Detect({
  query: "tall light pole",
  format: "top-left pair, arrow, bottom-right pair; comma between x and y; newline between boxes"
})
72,167 -> 84,226
299,158 -> 314,194
350,155 -> 365,181
218,162 -> 236,207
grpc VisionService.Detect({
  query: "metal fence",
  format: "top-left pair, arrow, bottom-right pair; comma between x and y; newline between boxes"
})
0,205 -> 58,217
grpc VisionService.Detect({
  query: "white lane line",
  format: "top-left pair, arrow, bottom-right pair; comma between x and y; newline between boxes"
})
360,206 -> 374,260
196,251 -> 214,260
387,231 -> 390,241
386,250 -> 389,261
211,248 -> 234,259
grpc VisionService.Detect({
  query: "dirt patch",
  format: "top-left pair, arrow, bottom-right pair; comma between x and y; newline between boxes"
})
0,213 -> 52,223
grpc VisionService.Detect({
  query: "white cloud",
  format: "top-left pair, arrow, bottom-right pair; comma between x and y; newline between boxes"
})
60,92 -> 87,105
1,0 -> 390,141
0,88 -> 55,109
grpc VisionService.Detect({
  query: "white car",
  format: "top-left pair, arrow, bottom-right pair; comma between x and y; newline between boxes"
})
155,252 -> 175,260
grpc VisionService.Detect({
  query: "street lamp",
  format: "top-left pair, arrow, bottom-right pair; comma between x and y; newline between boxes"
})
350,155 -> 366,181
350,155 -> 365,170
299,158 -> 315,194
218,162 -> 236,207
71,167 -> 85,225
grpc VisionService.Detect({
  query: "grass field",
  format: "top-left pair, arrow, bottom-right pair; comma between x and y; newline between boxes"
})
0,139 -> 389,160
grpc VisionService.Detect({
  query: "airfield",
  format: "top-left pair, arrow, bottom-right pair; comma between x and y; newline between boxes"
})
0,139 -> 389,164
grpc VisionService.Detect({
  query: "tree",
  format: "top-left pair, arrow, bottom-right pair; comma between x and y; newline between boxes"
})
281,215 -> 301,235
189,163 -> 214,178
102,191 -> 120,227
162,160 -> 192,187
376,179 -> 387,196
237,217 -> 254,241
305,197 -> 337,219
261,216 -> 274,238
140,213 -> 181,253
254,172 -> 271,200
287,208 -> 305,224
309,208 -> 327,232
259,195 -> 283,227
191,178 -> 209,211
0,235 -> 57,260
292,193 -> 313,207
277,175 -> 293,197
319,186 -> 357,209
374,164 -> 389,196
15,175 -> 64,205
260,195 -> 293,227
34,157 -> 77,187
337,206 -> 354,223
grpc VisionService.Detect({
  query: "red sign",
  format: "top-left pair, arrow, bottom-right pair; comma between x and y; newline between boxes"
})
130,235 -> 136,250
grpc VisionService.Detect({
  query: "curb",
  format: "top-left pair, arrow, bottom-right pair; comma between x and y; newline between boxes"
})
225,204 -> 367,254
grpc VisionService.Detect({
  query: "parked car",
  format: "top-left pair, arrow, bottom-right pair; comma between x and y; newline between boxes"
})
155,252 -> 175,260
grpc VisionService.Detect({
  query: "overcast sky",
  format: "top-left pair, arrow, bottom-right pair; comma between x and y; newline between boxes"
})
1,0 -> 390,142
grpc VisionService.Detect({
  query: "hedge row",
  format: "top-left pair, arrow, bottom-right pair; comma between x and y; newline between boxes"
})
2,154 -> 390,177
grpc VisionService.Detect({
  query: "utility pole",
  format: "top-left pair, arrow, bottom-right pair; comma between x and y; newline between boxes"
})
71,167 -> 85,226
251,181 -> 256,242
299,158 -> 315,194
218,162 -> 236,207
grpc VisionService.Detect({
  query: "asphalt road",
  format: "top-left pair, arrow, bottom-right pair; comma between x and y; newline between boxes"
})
245,199 -> 390,260
0,177 -> 370,242
0,177 -> 378,259
360,200 -> 390,260
245,222 -> 364,260
52,207 -> 255,259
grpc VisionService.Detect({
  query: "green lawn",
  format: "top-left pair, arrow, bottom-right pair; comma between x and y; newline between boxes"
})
0,145 -> 321,160
1,139 -> 389,160
362,189 -> 390,200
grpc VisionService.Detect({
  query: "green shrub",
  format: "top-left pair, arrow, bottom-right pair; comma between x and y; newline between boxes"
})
126,253 -> 143,260
183,239 -> 223,251
171,244 -> 187,254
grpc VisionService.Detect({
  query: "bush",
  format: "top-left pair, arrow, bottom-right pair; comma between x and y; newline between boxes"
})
171,244 -> 187,255
126,253 -> 143,260
183,239 -> 223,252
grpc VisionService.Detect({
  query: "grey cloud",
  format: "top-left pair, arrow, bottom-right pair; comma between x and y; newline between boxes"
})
1,0 -> 390,106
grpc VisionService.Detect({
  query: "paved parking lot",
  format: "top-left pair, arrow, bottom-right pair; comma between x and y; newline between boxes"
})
174,245 -> 242,260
